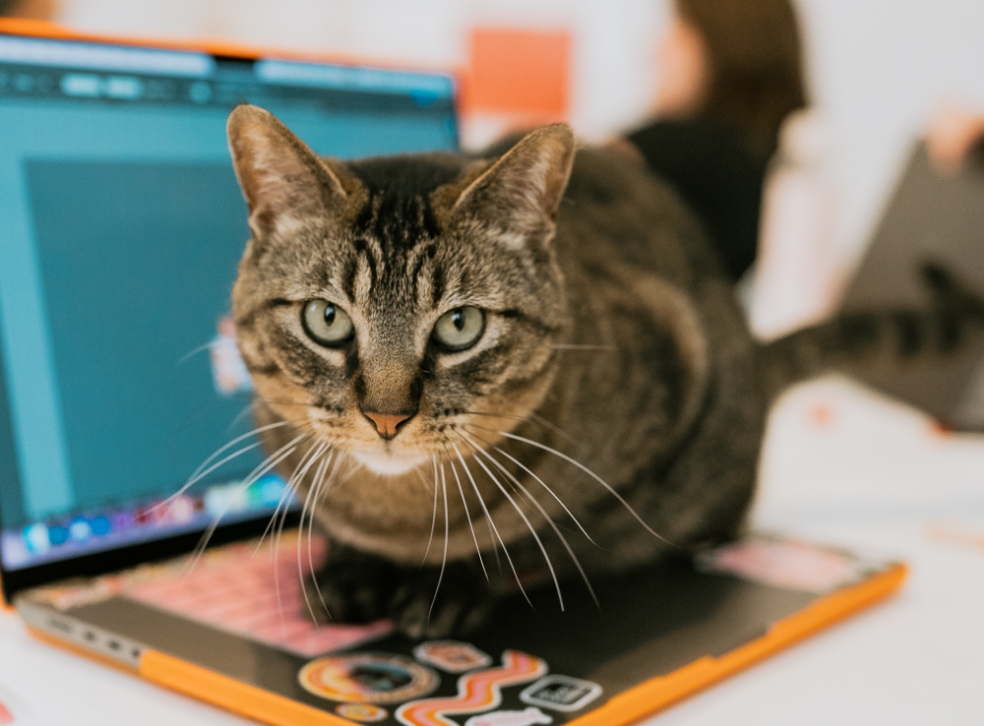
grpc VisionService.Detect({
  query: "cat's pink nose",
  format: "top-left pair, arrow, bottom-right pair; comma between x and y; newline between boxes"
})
363,411 -> 412,440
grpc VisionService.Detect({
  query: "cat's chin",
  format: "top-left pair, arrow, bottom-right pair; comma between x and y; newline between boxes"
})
352,450 -> 429,477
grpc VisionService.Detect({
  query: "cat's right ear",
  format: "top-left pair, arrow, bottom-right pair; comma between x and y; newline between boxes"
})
227,105 -> 353,241
438,124 -> 576,248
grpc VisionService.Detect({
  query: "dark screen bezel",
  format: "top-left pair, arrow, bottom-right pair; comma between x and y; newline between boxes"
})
1,510 -> 301,604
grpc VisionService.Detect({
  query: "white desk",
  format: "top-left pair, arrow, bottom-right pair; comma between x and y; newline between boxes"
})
2,376 -> 983,725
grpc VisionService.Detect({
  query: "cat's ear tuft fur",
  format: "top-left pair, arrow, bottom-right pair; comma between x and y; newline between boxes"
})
448,124 -> 576,245
227,104 -> 350,240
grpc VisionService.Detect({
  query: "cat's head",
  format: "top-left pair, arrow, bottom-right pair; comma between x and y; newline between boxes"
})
227,105 -> 575,476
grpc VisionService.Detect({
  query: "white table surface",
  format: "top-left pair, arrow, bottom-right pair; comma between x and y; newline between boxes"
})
2,375 -> 983,725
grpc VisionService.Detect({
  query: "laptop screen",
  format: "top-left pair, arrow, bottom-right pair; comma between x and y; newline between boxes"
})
0,33 -> 458,576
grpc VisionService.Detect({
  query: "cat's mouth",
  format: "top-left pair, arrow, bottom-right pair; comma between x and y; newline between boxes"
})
351,449 -> 429,476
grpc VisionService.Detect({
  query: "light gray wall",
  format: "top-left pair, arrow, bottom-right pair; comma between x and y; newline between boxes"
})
54,0 -> 984,261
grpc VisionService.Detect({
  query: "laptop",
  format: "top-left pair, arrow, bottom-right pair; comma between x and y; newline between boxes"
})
841,141 -> 984,430
0,22 -> 905,726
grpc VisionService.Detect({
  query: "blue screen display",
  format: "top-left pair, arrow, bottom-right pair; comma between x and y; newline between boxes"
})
0,35 -> 458,570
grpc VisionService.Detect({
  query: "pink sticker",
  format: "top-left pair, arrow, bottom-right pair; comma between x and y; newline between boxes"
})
696,537 -> 868,593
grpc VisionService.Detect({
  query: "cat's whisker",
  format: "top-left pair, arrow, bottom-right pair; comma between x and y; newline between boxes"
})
156,441 -> 263,519
462,427 -> 596,546
496,430 -> 676,547
157,420 -> 290,515
189,420 -> 290,482
227,402 -> 258,433
461,413 -> 584,454
176,338 -> 224,366
297,451 -> 334,626
274,450 -> 328,634
446,452 -> 488,581
421,455 -> 440,568
548,343 -> 617,351
461,429 -> 599,609
304,451 -> 337,622
270,444 -> 324,633
456,432 -> 564,612
182,433 -> 306,580
253,440 -> 326,559
413,462 -> 434,492
461,411 -> 583,447
527,411 -> 585,451
428,463 -> 450,623
450,442 -> 530,607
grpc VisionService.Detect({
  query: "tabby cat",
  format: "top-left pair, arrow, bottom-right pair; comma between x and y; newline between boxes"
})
225,104 -> 981,637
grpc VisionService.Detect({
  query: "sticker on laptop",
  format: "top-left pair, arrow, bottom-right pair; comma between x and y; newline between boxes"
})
413,641 -> 493,672
299,653 -> 438,704
396,650 -> 548,726
519,675 -> 602,713
464,706 -> 553,726
694,535 -> 871,593
335,703 -> 389,722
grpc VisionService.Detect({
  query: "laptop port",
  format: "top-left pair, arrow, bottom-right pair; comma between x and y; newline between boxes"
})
47,617 -> 72,634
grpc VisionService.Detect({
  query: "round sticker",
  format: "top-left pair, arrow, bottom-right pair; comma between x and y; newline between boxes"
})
299,653 -> 439,704
334,703 -> 389,722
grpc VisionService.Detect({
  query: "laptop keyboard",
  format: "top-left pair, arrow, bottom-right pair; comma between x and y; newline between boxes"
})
124,533 -> 393,657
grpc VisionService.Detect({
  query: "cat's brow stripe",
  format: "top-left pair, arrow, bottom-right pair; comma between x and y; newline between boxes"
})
430,266 -> 445,307
497,308 -> 561,335
408,243 -> 437,284
351,238 -> 379,293
341,256 -> 359,302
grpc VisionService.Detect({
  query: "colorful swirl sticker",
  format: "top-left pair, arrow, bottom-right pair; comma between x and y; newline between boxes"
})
396,650 -> 548,726
299,653 -> 438,704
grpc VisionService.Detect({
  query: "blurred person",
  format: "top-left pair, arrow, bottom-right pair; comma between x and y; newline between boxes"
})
750,108 -> 839,339
624,0 -> 808,282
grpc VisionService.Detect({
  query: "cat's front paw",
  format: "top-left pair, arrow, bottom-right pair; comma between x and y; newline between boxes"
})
387,563 -> 497,639
305,545 -> 398,625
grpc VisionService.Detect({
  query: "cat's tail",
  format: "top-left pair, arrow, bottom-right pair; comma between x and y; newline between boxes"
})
758,263 -> 984,401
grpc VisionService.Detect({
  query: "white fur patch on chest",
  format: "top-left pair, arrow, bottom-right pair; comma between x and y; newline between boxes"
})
352,450 -> 429,476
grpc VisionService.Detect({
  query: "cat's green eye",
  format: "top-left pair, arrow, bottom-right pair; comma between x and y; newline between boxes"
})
432,306 -> 485,351
302,299 -> 354,347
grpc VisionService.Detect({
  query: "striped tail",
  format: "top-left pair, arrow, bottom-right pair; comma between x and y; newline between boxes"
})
759,263 -> 984,401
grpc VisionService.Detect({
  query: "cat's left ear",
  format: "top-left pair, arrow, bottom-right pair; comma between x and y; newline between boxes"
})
227,104 -> 357,241
442,124 -> 576,245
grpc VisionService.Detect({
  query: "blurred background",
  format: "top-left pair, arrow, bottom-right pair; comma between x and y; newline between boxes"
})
5,0 -> 984,297
3,2 -> 984,721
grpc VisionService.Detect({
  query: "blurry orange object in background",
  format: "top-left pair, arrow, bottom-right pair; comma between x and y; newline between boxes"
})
460,27 -> 571,132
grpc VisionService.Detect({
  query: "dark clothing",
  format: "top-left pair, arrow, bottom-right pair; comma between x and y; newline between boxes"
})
627,118 -> 769,281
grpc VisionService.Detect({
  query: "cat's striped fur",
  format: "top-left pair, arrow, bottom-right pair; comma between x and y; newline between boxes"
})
226,105 -> 983,636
